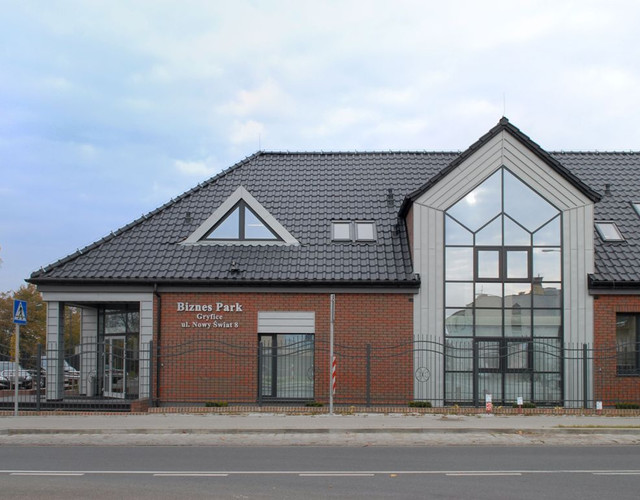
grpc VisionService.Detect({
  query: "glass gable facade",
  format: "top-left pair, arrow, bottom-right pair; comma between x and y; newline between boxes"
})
444,167 -> 563,405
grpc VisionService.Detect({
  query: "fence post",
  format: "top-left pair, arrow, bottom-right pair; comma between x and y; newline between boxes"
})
473,341 -> 479,408
257,342 -> 262,407
36,344 -> 42,412
148,341 -> 154,407
365,344 -> 371,407
583,343 -> 589,409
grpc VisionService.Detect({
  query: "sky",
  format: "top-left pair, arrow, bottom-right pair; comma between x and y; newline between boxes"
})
1,0 -> 639,292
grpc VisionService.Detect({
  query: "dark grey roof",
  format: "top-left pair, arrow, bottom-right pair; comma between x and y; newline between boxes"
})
28,135 -> 640,289
29,152 -> 455,287
553,152 -> 640,286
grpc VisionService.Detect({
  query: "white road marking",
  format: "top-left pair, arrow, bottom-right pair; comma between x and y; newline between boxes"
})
153,473 -> 229,477
2,469 -> 640,476
10,473 -> 85,476
299,473 -> 375,477
593,472 -> 640,476
446,473 -> 522,477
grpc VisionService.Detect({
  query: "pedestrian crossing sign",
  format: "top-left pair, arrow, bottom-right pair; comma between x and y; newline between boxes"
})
13,300 -> 27,325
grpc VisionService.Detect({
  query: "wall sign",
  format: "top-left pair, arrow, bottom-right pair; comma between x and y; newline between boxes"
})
176,301 -> 242,330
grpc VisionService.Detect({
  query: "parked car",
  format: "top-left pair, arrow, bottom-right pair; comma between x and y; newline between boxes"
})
38,357 -> 80,389
0,361 -> 33,390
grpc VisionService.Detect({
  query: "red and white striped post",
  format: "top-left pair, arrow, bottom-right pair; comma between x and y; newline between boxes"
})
329,294 -> 335,414
331,355 -> 337,395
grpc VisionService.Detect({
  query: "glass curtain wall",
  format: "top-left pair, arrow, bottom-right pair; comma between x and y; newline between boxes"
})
444,168 -> 563,405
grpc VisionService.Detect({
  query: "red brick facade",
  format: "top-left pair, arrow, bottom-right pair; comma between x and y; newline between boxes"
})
152,292 -> 414,405
593,295 -> 640,405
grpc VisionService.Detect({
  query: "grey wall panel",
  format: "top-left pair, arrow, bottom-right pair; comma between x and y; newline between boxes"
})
258,311 -> 315,334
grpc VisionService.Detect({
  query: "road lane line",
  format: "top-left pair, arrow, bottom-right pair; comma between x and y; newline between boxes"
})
299,473 -> 375,477
10,473 -> 85,476
153,473 -> 229,477
446,473 -> 522,477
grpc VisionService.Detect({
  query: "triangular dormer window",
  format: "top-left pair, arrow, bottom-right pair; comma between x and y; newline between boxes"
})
182,186 -> 299,246
205,201 -> 279,241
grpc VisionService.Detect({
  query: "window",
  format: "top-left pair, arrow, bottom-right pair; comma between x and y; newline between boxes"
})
444,167 -> 563,405
206,201 -> 279,241
632,202 -> 640,217
331,221 -> 376,242
595,222 -> 624,242
617,314 -> 640,375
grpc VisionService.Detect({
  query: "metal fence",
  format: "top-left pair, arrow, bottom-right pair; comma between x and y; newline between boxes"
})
0,337 -> 637,411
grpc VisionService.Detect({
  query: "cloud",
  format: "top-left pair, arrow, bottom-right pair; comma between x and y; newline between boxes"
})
229,120 -> 265,146
174,159 -> 220,177
221,79 -> 293,117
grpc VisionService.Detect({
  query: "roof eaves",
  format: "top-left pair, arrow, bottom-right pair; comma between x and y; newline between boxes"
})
26,276 -> 422,288
29,152 -> 265,278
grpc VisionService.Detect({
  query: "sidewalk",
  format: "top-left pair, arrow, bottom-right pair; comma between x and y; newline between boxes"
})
1,412 -> 639,446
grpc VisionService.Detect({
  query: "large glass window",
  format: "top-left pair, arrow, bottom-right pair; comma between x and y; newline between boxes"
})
444,167 -> 563,405
617,314 -> 640,375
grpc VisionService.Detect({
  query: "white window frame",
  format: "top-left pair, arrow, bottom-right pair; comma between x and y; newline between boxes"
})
595,221 -> 624,242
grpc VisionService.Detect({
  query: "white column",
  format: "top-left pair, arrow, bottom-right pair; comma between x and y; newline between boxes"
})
80,307 -> 98,396
45,302 -> 65,400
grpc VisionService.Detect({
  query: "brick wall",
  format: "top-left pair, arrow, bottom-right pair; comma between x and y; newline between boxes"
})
593,295 -> 640,405
153,292 -> 414,405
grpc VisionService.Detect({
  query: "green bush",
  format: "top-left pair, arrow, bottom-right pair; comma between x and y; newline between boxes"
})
408,401 -> 432,408
305,401 -> 323,407
615,402 -> 640,410
205,401 -> 229,407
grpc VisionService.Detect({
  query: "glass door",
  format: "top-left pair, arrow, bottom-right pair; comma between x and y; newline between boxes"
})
259,334 -> 314,400
104,336 -> 126,399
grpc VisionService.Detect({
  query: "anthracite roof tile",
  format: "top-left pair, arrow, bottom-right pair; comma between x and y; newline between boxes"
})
28,142 -> 640,288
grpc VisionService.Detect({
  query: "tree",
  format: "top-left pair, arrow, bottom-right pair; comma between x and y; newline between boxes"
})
0,284 -> 46,364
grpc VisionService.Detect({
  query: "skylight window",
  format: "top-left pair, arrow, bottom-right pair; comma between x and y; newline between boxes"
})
595,222 -> 624,242
206,202 -> 279,241
632,202 -> 640,217
331,221 -> 376,242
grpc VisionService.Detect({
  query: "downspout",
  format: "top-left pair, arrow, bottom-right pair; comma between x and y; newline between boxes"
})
154,283 -> 162,407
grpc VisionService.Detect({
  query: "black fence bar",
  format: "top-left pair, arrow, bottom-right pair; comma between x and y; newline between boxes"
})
0,337 -> 636,411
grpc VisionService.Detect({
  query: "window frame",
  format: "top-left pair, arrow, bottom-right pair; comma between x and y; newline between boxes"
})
595,221 -> 624,242
331,220 -> 377,242
616,313 -> 640,376
474,246 -> 532,282
205,201 -> 281,242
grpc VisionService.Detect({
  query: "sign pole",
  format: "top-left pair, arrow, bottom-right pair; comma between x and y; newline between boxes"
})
12,299 -> 27,418
329,294 -> 335,415
14,324 -> 19,417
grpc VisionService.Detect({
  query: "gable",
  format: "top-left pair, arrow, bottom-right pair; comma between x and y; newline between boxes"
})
413,129 -> 596,212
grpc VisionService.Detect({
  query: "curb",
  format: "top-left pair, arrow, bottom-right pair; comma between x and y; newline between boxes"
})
2,427 -> 640,436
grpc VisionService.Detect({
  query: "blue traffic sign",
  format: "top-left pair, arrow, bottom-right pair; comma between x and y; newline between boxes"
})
13,300 -> 27,325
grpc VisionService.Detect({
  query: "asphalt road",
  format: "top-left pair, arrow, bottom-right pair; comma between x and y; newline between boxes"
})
0,446 -> 638,499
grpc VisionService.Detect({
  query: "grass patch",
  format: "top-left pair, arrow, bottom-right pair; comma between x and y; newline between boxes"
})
408,401 -> 432,408
204,401 -> 229,407
615,402 -> 640,410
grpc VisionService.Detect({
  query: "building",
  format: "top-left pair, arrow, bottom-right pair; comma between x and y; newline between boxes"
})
28,118 -> 640,407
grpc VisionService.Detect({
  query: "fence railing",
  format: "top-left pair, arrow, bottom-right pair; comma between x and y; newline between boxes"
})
0,337 -> 637,411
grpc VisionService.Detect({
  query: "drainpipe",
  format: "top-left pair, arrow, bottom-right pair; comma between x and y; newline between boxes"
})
154,283 -> 162,407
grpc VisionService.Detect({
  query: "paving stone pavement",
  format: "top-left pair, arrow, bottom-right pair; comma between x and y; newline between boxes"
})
0,413 -> 639,446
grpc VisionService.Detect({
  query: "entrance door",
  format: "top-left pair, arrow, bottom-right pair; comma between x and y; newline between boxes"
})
104,337 -> 126,398
259,334 -> 314,400
476,339 -> 532,405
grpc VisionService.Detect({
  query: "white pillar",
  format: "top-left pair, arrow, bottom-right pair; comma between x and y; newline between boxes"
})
80,307 -> 98,396
45,302 -> 65,400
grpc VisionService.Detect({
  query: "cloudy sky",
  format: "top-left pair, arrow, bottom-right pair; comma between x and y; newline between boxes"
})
1,0 -> 639,292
